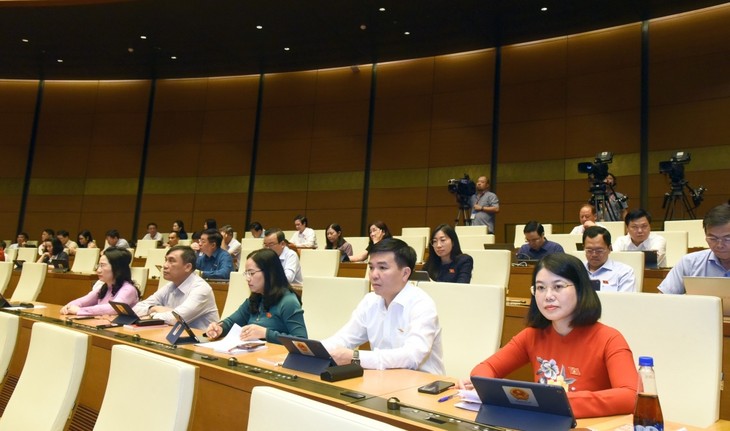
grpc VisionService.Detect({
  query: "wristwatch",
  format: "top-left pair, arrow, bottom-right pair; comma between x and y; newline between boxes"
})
351,348 -> 360,365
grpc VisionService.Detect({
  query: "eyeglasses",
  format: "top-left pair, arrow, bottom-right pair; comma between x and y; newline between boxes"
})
584,248 -> 608,256
530,283 -> 574,296
628,224 -> 650,231
706,236 -> 730,246
243,269 -> 262,278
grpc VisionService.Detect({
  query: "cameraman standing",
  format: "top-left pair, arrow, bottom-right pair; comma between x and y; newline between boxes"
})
600,173 -> 628,222
469,176 -> 500,233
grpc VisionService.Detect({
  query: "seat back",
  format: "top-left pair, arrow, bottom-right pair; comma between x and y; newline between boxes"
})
420,282 -> 504,377
10,262 -> 47,302
598,291 -> 721,428
248,386 -> 406,431
221,272 -> 251,318
347,237 -> 370,258
94,345 -> 198,431
0,262 -> 14,295
513,223 -> 553,248
314,229 -> 327,250
16,247 -> 37,264
3,249 -> 17,263
71,247 -> 100,274
240,238 -> 264,250
301,276 -> 369,340
545,233 -> 583,252
0,322 -> 88,431
664,219 -> 705,248
600,221 -> 626,242
130,267 -> 149,296
144,247 -> 168,279
455,225 -> 488,236
134,239 -> 160,258
458,235 -> 496,251
394,235 -> 427,263
469,250 -> 511,290
654,230 -> 688,267
0,313 -> 19,383
299,249 -> 341,278
401,227 -> 431,238
237,247 -> 260,271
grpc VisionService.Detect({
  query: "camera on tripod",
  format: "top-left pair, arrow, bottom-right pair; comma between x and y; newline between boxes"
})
448,174 -> 476,206
659,151 -> 707,220
658,151 -> 690,185
577,151 -> 613,183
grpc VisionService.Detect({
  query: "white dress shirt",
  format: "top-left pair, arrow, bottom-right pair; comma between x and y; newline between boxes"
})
290,227 -> 317,249
223,238 -> 242,269
613,232 -> 667,267
586,258 -> 636,292
280,246 -> 303,284
322,283 -> 445,375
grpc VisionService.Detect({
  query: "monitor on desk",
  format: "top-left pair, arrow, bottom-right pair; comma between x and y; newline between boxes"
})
684,276 -> 730,316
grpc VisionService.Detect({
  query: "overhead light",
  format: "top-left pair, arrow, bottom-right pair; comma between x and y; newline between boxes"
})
140,35 -> 147,40
379,7 -> 385,12
170,56 -> 177,60
541,7 -> 548,11
21,38 -> 29,43
284,47 -> 290,51
404,31 -> 410,35
57,59 -> 63,63
256,25 -> 263,30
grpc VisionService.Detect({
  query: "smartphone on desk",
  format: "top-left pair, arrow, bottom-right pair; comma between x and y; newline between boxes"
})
417,380 -> 455,395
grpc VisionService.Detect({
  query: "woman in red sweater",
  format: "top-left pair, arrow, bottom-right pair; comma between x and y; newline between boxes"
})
471,253 -> 638,418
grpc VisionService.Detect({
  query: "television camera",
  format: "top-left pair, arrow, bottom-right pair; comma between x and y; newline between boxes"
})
577,152 -> 626,221
660,151 -> 706,220
448,174 -> 476,225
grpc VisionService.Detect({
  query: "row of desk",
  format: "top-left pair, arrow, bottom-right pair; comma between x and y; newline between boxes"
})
2,305 -> 726,431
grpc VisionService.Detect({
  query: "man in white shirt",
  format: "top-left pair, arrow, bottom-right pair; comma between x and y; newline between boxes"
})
8,232 -> 29,250
220,224 -> 242,269
264,228 -> 303,284
583,226 -> 636,292
142,222 -> 162,241
289,215 -> 317,248
133,245 -> 219,330
37,228 -> 55,256
613,209 -> 667,267
56,230 -> 78,256
322,238 -> 445,375
570,204 -> 602,235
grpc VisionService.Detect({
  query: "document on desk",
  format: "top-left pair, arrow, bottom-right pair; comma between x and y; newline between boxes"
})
196,324 -> 267,354
453,389 -> 481,412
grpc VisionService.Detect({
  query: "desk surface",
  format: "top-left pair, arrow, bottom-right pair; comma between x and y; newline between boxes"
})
4,304 -> 728,431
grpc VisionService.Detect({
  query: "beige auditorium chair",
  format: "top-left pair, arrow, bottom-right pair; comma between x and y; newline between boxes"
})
300,249 -> 341,278
544,233 -> 583,252
15,247 -> 37,264
301,276 -> 369,340
420,282 -> 504,378
10,262 -> 47,303
0,313 -> 19,387
145,247 -> 168,279
654,230 -> 688,267
458,234 -> 496,251
0,262 -> 14,295
455,225 -> 488,236
347,236 -> 370,259
71,247 -> 100,274
93,345 -> 198,431
394,235 -> 427,263
178,239 -> 193,246
513,223 -> 553,249
237,247 -> 260,271
221,271 -> 251,318
599,221 -> 626,242
568,250 -> 644,292
598,291 -> 722,428
664,219 -> 705,248
240,237 -> 264,250
401,226 -> 431,238
314,229 -> 327,249
248,386 -> 406,431
3,248 -> 17,264
469,250 -> 511,290
134,239 -> 160,258
130,267 -> 149,296
0,322 -> 88,431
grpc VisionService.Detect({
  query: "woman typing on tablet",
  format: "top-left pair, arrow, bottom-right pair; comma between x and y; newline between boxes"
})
205,248 -> 307,344
470,253 -> 637,418
60,247 -> 140,315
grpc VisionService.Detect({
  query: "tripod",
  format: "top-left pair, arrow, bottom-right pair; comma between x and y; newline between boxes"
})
454,197 -> 473,226
588,182 -> 619,222
663,180 -> 697,221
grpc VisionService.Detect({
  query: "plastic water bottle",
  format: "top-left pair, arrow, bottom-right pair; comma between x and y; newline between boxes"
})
633,356 -> 664,431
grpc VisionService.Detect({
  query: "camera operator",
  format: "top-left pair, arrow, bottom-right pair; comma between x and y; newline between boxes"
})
469,176 -> 500,234
599,173 -> 628,222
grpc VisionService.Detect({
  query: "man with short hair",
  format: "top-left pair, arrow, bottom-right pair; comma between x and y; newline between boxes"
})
133,245 -> 219,329
322,238 -> 444,374
248,222 -> 265,239
659,203 -> 730,294
570,204 -> 602,235
8,232 -> 29,250
264,228 -> 303,284
289,215 -> 317,248
220,224 -> 241,269
613,209 -> 666,267
166,231 -> 180,248
104,229 -> 130,250
469,176 -> 500,234
196,229 -> 234,279
142,222 -> 162,241
583,226 -> 636,292
56,230 -> 79,256
516,221 -> 564,259
37,228 -> 55,256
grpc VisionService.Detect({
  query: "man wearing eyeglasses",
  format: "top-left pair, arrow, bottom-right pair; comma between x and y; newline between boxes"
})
263,228 -> 303,284
659,203 -> 730,294
583,226 -> 636,292
516,221 -> 564,260
613,209 -> 667,267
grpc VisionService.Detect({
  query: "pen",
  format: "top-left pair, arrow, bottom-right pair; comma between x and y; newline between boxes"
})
437,392 -> 458,403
